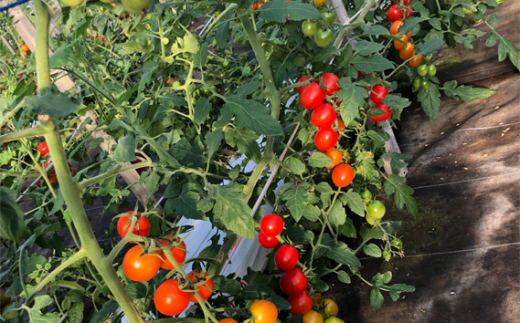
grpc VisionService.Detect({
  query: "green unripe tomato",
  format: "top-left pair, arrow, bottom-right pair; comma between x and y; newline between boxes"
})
417,65 -> 428,77
413,77 -> 421,89
302,20 -> 318,37
425,54 -> 433,61
428,65 -> 437,76
366,214 -> 380,226
172,81 -> 182,90
324,317 -> 342,323
392,239 -> 403,249
59,0 -> 85,7
360,189 -> 372,201
314,28 -> 334,48
421,80 -> 430,90
222,60 -> 230,68
100,0 -> 115,3
367,200 -> 386,219
292,54 -> 306,67
383,251 -> 392,261
321,11 -> 336,24
92,53 -> 102,64
121,0 -> 152,15
201,86 -> 211,95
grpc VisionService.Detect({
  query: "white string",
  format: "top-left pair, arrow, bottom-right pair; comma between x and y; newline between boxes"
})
412,171 -> 520,190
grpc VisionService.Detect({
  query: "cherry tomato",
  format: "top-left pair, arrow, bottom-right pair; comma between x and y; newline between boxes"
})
337,120 -> 346,131
360,189 -> 372,202
37,142 -> 49,156
314,127 -> 338,151
320,73 -> 340,95
413,78 -> 421,89
280,267 -> 308,295
323,299 -> 338,316
392,239 -> 403,249
321,11 -> 336,24
260,213 -> 284,236
324,148 -> 342,170
302,20 -> 318,37
249,300 -> 278,323
332,164 -> 355,188
387,4 -> 402,22
314,0 -> 327,7
121,0 -> 152,15
298,75 -> 309,94
21,44 -> 29,52
311,290 -> 322,303
123,245 -> 161,282
275,244 -> 299,271
404,4 -> 413,18
311,103 -> 337,128
303,310 -> 324,323
154,279 -> 190,316
428,65 -> 437,76
187,270 -> 214,302
370,85 -> 389,104
258,231 -> 279,248
366,214 -> 380,226
421,80 -> 430,90
417,65 -> 428,77
408,55 -> 423,67
369,104 -> 391,122
117,212 -> 150,240
324,317 -> 342,323
287,290 -> 314,315
367,200 -> 386,219
390,20 -> 404,35
393,34 -> 408,50
219,320 -> 239,323
301,83 -> 325,109
314,28 -> 334,48
159,235 -> 187,270
399,42 -> 415,60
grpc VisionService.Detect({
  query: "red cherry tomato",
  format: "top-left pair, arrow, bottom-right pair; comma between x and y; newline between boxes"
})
260,214 -> 284,236
258,231 -> 279,248
280,267 -> 308,295
369,104 -> 391,122
297,75 -> 309,94
320,73 -> 340,96
287,290 -> 314,315
404,4 -> 413,18
314,127 -> 338,151
300,83 -> 325,110
219,319 -> 239,323
117,212 -> 150,240
332,164 -> 355,188
311,103 -> 337,128
187,270 -> 214,303
324,148 -> 343,169
123,245 -> 161,282
370,85 -> 389,104
249,300 -> 278,323
387,4 -> 402,22
159,235 -> 187,270
154,279 -> 190,316
37,142 -> 49,156
275,245 -> 299,271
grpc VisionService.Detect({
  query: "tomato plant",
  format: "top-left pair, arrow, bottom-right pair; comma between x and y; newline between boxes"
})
158,235 -> 187,270
302,20 -> 318,37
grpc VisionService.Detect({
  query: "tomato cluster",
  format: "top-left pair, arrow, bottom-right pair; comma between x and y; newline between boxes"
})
36,141 -> 77,186
414,62 -> 437,91
368,85 -> 393,122
258,213 -> 283,248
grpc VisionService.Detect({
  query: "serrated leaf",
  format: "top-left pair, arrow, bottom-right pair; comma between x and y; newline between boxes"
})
340,190 -> 365,217
350,55 -> 394,73
144,171 -> 160,198
212,184 -> 255,239
270,294 -> 292,310
194,42 -> 208,68
24,93 -> 76,117
360,224 -> 384,241
119,39 -> 154,54
386,152 -> 412,175
165,183 -> 205,220
171,32 -> 199,56
114,135 -> 136,163
417,83 -> 441,120
354,41 -> 385,56
363,25 -> 390,35
487,13 -> 500,27
496,36 -> 520,70
399,17 -> 427,34
205,129 -> 223,157
89,300 -> 119,323
303,204 -> 320,221
216,21 -> 230,49
259,0 -> 321,23
22,254 -> 47,275
213,275 -> 242,295
363,243 -> 382,258
49,41 -> 76,69
285,157 -> 306,175
328,200 -> 346,227
415,38 -> 444,56
224,127 -> 262,163
26,295 -> 61,323
125,283 -> 147,299
169,138 -> 207,167
337,78 -> 366,124
370,288 -> 384,310
311,47 -> 342,62
138,61 -> 157,93
224,96 -> 283,136
159,92 -> 187,107
0,187 -> 28,242
327,242 -> 360,272
382,94 -> 410,120
308,151 -> 333,168
337,270 -> 351,284
237,80 -> 261,96
68,302 -> 84,323
383,174 -> 418,217
279,182 -> 312,222
429,18 -> 441,30
340,218 -> 357,238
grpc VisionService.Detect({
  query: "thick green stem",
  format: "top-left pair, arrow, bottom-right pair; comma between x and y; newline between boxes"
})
0,123 -> 47,144
33,0 -> 51,92
77,161 -> 154,191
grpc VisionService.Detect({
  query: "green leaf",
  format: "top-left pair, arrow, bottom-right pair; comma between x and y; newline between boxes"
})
26,295 -> 61,323
285,157 -> 306,175
308,151 -> 333,168
337,78 -> 367,124
216,22 -> 230,49
383,174 -> 418,217
386,152 -> 412,175
119,39 -> 154,54
237,80 -> 261,96
428,18 -> 441,30
370,288 -> 384,310
328,200 -> 346,227
24,93 -> 76,117
68,302 -> 84,323
382,94 -> 411,120
354,41 -> 385,56
144,171 -> 160,199
171,32 -> 200,56
340,190 -> 365,217
194,42 -> 209,68
417,83 -> 441,120
311,47 -> 342,62
362,25 -> 390,35
213,275 -> 242,295
212,184 -> 255,239
382,271 -> 392,284
89,300 -> 119,323
22,254 -> 47,275
169,138 -> 207,167
363,244 -> 382,258
125,283 -> 147,299
339,218 -> 357,238
114,135 -> 136,163
337,270 -> 351,284
49,41 -> 76,69
138,61 -> 157,93
165,183 -> 205,220
159,92 -> 187,107
279,182 -> 312,222
223,127 -> 262,163
328,242 -> 360,272
350,55 -> 394,73
223,96 -> 283,136
360,224 -> 384,241
303,204 -> 320,221
399,17 -> 427,34
205,129 -> 223,157
487,13 -> 500,27
259,0 -> 321,23
497,37 -> 520,71
270,294 -> 292,310
415,38 -> 444,56
0,187 -> 28,242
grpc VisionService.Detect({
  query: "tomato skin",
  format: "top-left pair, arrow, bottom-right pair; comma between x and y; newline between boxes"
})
399,42 -> 415,60
324,148 -> 342,169
302,20 -> 318,37
258,231 -> 279,248
249,300 -> 278,323
417,65 -> 428,77
404,4 -> 413,18
275,244 -> 299,271
219,320 -> 239,323
37,142 -> 49,156
321,11 -> 336,24
392,239 -> 403,249
370,85 -> 389,104
121,0 -> 152,14
320,73 -> 340,95
367,200 -> 386,219
413,78 -> 421,89
314,127 -> 338,151
280,267 -> 308,295
260,214 -> 284,236
154,279 -> 190,316
187,270 -> 214,302
303,310 -> 324,323
390,20 -> 404,35
428,65 -> 437,76
117,212 -> 150,239
408,55 -> 423,67
387,4 -> 402,22
311,103 -> 337,128
159,235 -> 187,270
21,44 -> 29,52
393,34 -> 408,50
123,245 -> 161,282
369,104 -> 391,122
300,83 -> 325,109
287,290 -> 314,315
332,164 -> 355,188
314,0 -> 327,7
323,299 -> 338,316
324,317 -> 342,323
421,80 -> 430,90
314,28 -> 334,48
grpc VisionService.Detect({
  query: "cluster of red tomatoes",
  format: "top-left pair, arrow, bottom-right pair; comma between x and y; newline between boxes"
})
368,84 -> 392,122
36,141 -> 76,185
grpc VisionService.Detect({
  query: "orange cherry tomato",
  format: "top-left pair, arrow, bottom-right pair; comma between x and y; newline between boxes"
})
21,45 -> 29,52
303,310 -> 324,323
123,245 -> 161,282
390,21 -> 403,35
219,320 -> 239,323
249,300 -> 278,323
337,120 -> 346,131
187,270 -> 214,303
324,148 -> 343,170
399,42 -> 415,60
159,235 -> 187,270
393,34 -> 408,50
408,55 -> 423,67
332,164 -> 355,187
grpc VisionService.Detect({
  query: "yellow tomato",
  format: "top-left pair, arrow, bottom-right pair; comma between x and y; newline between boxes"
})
314,0 -> 328,8
323,299 -> 338,317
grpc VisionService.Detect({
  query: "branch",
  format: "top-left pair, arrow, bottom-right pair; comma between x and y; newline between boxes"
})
76,161 -> 154,191
0,124 -> 48,144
